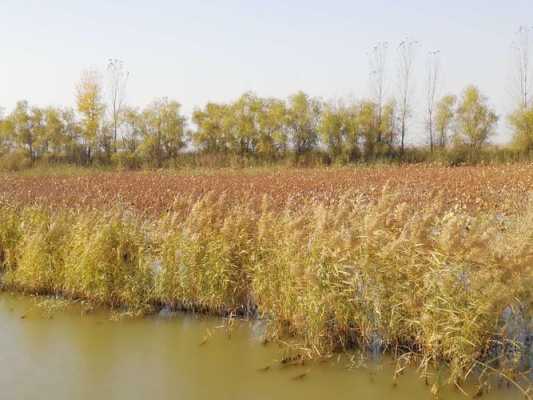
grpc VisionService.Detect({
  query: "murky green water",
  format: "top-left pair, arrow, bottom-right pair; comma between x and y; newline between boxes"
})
0,293 -> 522,400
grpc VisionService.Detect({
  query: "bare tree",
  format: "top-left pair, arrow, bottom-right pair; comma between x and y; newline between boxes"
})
397,39 -> 418,154
512,26 -> 533,108
425,50 -> 440,153
106,59 -> 129,153
368,41 -> 388,143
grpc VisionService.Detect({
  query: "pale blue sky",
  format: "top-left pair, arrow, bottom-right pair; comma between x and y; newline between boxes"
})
1,0 -> 532,143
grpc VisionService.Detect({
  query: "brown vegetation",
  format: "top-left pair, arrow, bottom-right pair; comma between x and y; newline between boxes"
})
1,165 -> 532,395
1,165 -> 533,214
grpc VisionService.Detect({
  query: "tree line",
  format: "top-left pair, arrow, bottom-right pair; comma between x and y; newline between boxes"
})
0,83 -> 508,169
2,28 -> 533,170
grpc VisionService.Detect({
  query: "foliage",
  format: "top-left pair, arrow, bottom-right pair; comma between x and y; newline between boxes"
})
0,76 -> 531,170
510,105 -> 533,155
453,86 -> 498,151
319,101 -> 360,162
286,91 -> 322,156
76,69 -> 105,163
435,94 -> 456,149
137,98 -> 187,167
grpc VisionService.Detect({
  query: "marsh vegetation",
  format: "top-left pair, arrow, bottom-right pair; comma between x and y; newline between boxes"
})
1,167 -> 532,396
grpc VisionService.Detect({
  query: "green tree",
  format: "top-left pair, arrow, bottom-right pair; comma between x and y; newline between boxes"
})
358,100 -> 379,159
29,106 -> 46,159
35,107 -> 64,157
286,91 -> 321,156
454,86 -> 497,151
229,92 -> 261,155
0,108 -> 11,155
256,98 -> 287,159
343,104 -> 361,161
435,95 -> 456,148
378,99 -> 397,155
192,103 -> 232,153
319,103 -> 344,159
61,108 -> 83,162
319,101 -> 360,162
5,101 -> 37,162
139,98 -> 187,166
121,106 -> 143,154
509,105 -> 533,155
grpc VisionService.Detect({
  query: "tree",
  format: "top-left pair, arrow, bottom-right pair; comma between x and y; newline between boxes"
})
358,100 -> 379,159
512,26 -> 533,108
0,108 -> 12,155
39,107 -> 65,157
454,86 -> 497,151
106,59 -> 129,153
379,99 -> 397,153
425,50 -> 440,152
256,97 -> 288,159
368,42 -> 388,144
139,98 -> 186,166
61,108 -> 83,162
192,103 -> 232,153
509,105 -> 533,154
319,100 -> 359,162
286,91 -> 321,156
28,106 -> 45,158
509,27 -> 533,155
343,103 -> 361,160
319,103 -> 344,159
121,106 -> 143,154
230,92 -> 261,155
397,39 -> 418,154
76,69 -> 105,163
5,101 -> 37,162
435,95 -> 456,148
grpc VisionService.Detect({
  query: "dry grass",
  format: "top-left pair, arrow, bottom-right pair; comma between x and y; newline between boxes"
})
2,164 -> 533,213
0,165 -> 532,395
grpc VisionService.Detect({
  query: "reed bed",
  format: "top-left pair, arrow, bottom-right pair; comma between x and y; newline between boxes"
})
0,188 -> 532,395
2,164 -> 533,214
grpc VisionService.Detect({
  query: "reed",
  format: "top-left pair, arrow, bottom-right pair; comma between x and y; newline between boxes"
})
0,203 -> 21,271
0,190 -> 531,393
61,211 -> 154,309
155,192 -> 257,313
3,208 -> 68,294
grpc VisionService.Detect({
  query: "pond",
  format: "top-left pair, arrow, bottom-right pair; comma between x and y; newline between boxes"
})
0,293 -> 522,400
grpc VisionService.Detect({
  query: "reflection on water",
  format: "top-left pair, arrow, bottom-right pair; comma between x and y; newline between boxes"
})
0,294 -> 522,400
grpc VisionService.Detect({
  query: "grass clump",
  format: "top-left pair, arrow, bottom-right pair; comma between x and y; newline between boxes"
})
3,208 -> 69,294
156,193 -> 257,314
0,203 -> 22,272
61,212 -> 154,309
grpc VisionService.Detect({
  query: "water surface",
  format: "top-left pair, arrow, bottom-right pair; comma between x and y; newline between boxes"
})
0,294 -> 522,399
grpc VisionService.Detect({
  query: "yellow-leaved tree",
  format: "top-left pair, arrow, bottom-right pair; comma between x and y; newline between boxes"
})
76,70 -> 104,163
454,86 -> 497,152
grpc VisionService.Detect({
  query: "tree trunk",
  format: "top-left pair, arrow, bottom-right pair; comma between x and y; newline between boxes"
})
400,119 -> 406,155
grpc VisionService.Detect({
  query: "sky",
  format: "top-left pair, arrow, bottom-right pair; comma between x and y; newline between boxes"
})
1,0 -> 532,144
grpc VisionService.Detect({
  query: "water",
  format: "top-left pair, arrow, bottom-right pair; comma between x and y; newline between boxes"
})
0,293 -> 523,400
